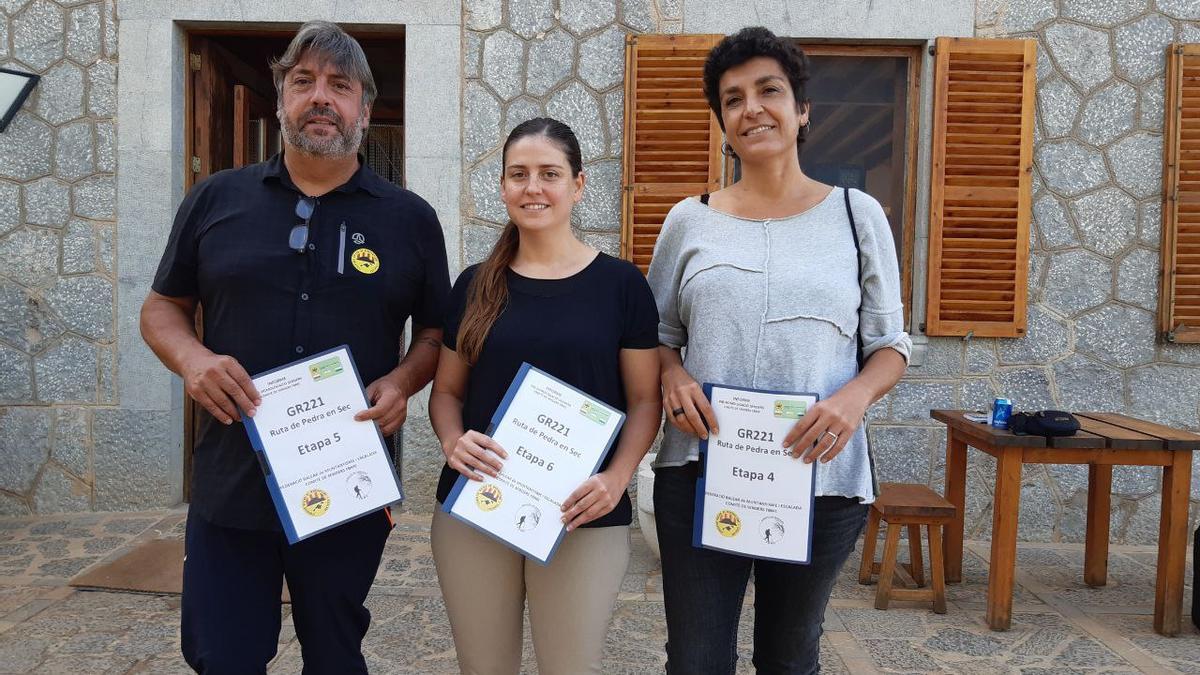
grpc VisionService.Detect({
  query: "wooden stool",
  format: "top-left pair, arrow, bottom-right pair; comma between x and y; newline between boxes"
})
858,482 -> 955,614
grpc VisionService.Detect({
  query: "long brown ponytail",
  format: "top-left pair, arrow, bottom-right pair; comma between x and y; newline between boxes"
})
456,118 -> 584,365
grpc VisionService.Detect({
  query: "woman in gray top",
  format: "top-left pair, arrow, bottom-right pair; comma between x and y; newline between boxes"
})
646,27 -> 911,674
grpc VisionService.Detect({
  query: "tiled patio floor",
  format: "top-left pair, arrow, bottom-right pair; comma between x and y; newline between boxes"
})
0,509 -> 1197,673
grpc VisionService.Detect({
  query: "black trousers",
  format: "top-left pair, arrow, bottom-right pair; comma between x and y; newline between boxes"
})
181,509 -> 391,674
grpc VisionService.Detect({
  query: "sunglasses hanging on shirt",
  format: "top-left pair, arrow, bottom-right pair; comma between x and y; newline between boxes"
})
290,196 -> 316,253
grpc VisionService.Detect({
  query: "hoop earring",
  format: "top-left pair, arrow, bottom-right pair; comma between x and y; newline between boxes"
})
803,119 -> 812,134
721,141 -> 737,157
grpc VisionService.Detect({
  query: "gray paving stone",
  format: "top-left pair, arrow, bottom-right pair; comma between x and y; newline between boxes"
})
464,31 -> 481,80
1108,133 -> 1162,200
463,81 -> 502,164
462,220 -> 502,266
861,638 -> 940,671
1128,364 -> 1200,428
65,1 -> 101,64
1159,0 -> 1200,19
502,96 -> 541,138
468,153 -> 506,224
96,223 -> 112,274
577,159 -> 621,230
43,275 -> 113,340
0,227 -> 61,288
34,336 -> 96,403
509,0 -> 554,39
561,0 -> 616,35
1061,0 -> 1148,26
960,376 -> 998,411
0,281 -> 65,353
1070,187 -> 1137,258
918,337 -> 963,377
621,0 -> 655,32
1116,247 -> 1159,311
997,0 -> 1056,32
867,425 -> 935,484
34,61 -> 85,125
836,607 -> 926,638
464,0 -> 501,31
1138,199 -> 1160,246
1043,22 -> 1113,92
1042,249 -> 1112,316
0,345 -> 33,403
925,627 -> 1007,656
1077,80 -> 1136,147
94,121 -> 114,173
93,409 -> 176,510
1111,464 -> 1159,496
86,60 -> 115,117
579,26 -> 626,91
1140,75 -> 1164,131
51,407 -> 89,479
0,10 -> 8,60
72,175 -> 114,220
1115,13 -> 1175,84
578,230 -> 619,256
482,30 -> 526,102
1032,193 -> 1077,249
0,114 -> 53,181
525,29 -> 574,97
1037,77 -> 1082,138
1052,353 -> 1124,412
656,0 -> 681,20
54,120 -> 94,182
967,340 -> 997,375
102,0 -> 116,57
1158,342 -> 1200,365
0,180 -> 18,238
605,88 -> 624,156
11,0 -> 62,70
60,218 -> 96,275
1035,140 -> 1109,197
22,176 -> 70,228
1075,304 -> 1156,368
1053,637 -> 1129,667
998,304 -> 1069,364
888,381 -> 955,422
547,81 -> 606,159
997,366 -> 1055,410
33,464 -> 91,513
0,406 -> 50,492
96,344 -> 113,403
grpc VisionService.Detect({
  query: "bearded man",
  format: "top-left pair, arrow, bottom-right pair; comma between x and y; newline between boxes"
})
140,21 -> 450,673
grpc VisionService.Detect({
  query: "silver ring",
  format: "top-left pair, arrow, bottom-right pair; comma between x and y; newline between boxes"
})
819,430 -> 839,447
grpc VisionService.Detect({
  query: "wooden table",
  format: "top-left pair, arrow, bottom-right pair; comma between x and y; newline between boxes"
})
930,410 -> 1199,635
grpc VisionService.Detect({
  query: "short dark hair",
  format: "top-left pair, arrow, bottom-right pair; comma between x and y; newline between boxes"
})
271,21 -> 378,108
703,27 -> 810,140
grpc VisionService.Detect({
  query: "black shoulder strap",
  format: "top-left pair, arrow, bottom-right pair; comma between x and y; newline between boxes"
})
844,187 -> 865,372
700,193 -> 710,205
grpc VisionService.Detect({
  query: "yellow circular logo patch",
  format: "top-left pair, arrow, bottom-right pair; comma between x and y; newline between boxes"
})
475,484 -> 502,511
351,247 -> 380,274
301,489 -> 330,517
715,510 -> 741,537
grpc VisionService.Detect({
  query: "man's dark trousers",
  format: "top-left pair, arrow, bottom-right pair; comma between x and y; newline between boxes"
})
181,508 -> 391,674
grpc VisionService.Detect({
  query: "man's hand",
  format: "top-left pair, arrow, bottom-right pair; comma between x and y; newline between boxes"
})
183,352 -> 261,425
355,375 -> 408,435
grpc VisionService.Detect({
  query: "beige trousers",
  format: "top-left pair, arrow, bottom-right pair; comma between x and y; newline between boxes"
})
431,508 -> 630,675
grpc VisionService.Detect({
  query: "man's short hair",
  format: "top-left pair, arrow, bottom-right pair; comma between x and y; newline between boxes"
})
270,21 -> 378,107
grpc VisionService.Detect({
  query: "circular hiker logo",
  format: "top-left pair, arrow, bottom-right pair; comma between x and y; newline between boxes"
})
301,489 -> 330,517
715,510 -> 741,537
475,484 -> 502,511
346,471 -> 373,500
760,516 -> 786,545
515,504 -> 541,532
351,247 -> 380,274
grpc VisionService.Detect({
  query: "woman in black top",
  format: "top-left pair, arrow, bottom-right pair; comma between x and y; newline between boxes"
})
428,118 -> 662,674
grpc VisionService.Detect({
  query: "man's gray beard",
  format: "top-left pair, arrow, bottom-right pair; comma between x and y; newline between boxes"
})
279,109 -> 365,157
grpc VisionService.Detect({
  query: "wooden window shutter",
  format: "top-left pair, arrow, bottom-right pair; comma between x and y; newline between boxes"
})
621,34 -> 724,274
926,37 -> 1036,338
1161,44 -> 1200,343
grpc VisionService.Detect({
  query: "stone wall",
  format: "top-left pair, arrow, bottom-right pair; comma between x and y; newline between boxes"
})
863,0 -> 1200,545
0,0 -> 118,516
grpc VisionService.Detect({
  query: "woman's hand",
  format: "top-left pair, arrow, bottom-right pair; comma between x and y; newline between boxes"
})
661,362 -> 719,440
782,384 -> 871,463
560,469 -> 631,531
443,430 -> 508,481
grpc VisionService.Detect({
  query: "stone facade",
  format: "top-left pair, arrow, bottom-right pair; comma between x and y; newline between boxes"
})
0,0 -> 118,516
3,0 -> 1200,549
865,0 -> 1200,545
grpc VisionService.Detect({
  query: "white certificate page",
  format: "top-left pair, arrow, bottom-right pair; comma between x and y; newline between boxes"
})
246,346 -> 401,542
697,385 -> 817,563
446,364 -> 624,564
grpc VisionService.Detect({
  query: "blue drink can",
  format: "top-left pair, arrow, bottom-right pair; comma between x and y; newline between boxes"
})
991,398 -> 1013,429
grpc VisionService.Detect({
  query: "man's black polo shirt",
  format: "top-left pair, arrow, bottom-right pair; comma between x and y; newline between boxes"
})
152,153 -> 450,531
